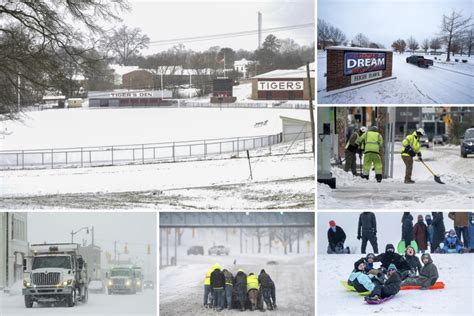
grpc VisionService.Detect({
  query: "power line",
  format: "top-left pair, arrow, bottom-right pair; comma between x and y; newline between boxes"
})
147,23 -> 315,47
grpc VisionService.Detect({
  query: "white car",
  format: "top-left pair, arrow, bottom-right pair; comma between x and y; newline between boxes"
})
88,280 -> 105,294
208,245 -> 230,256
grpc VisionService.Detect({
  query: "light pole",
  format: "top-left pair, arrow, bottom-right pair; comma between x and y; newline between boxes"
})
71,227 -> 89,243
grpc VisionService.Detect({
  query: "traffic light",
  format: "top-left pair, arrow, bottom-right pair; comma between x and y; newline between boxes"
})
124,244 -> 128,255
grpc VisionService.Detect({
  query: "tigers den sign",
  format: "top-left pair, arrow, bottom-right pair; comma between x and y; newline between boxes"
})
326,47 -> 393,91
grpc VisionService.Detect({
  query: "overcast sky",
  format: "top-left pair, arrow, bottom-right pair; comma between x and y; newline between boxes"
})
115,0 -> 314,54
27,212 -> 156,264
318,0 -> 473,49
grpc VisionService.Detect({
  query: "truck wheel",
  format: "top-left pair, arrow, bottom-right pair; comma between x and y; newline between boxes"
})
67,290 -> 76,307
24,295 -> 34,308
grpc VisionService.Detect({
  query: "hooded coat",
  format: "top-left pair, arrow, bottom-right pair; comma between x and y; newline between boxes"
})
448,212 -> 469,227
374,245 -> 410,272
258,270 -> 275,289
413,219 -> 428,251
402,254 -> 438,288
233,270 -> 247,293
327,226 -> 346,245
431,212 -> 446,251
210,268 -> 225,289
401,213 -> 414,244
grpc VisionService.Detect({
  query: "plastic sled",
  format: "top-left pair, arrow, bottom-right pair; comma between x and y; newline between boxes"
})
401,281 -> 445,290
365,295 -> 395,305
397,240 -> 418,254
340,281 -> 371,296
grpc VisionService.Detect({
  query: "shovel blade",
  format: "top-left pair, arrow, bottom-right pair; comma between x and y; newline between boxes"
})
434,175 -> 445,184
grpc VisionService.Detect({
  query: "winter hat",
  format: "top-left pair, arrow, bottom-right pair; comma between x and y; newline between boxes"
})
238,268 -> 244,273
214,263 -> 222,270
366,253 -> 375,260
388,264 -> 397,271
425,214 -> 432,220
329,220 -> 336,227
385,244 -> 395,252
354,258 -> 365,270
421,253 -> 432,264
260,269 -> 266,274
417,215 -> 423,221
448,229 -> 456,237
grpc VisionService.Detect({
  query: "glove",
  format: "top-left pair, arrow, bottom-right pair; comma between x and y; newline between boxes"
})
357,235 -> 361,240
404,145 -> 416,157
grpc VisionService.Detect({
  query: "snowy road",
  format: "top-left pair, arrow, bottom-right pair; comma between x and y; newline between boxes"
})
317,51 -> 474,104
0,290 -> 157,316
318,145 -> 473,209
160,253 -> 315,316
318,254 -> 473,316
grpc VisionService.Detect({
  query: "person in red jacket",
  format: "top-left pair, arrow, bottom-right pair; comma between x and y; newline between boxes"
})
413,215 -> 428,254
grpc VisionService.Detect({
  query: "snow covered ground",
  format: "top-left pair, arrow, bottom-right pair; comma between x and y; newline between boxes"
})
0,288 -> 157,315
318,145 -> 473,209
317,212 -> 473,316
160,228 -> 315,316
317,50 -> 474,104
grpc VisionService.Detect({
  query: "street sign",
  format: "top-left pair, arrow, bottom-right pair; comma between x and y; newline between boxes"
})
350,71 -> 383,84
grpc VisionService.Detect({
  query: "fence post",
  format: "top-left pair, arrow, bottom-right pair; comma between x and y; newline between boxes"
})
204,140 -> 207,158
111,146 -> 114,165
42,152 -> 44,166
219,142 -> 222,155
65,151 -> 68,165
51,149 -> 54,169
89,150 -> 91,164
189,144 -> 191,157
16,153 -> 19,167
172,143 -> 175,162
81,147 -> 83,167
22,150 -> 24,169
142,144 -> 145,164
237,137 -> 239,157
269,136 -> 272,155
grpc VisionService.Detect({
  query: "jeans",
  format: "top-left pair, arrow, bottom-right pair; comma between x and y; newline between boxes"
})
270,284 -> 276,306
213,288 -> 224,309
455,226 -> 469,248
225,285 -> 233,308
203,285 -> 211,306
261,287 -> 272,308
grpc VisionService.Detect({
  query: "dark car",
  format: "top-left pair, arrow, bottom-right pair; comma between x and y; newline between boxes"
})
143,280 -> 154,290
420,136 -> 430,148
406,55 -> 434,68
187,245 -> 204,255
461,128 -> 474,158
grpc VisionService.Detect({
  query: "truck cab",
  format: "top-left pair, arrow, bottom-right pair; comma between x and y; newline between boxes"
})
107,266 -> 137,294
22,243 -> 89,308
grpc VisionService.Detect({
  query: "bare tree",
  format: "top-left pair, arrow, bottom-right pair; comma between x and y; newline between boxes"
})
465,28 -> 473,57
329,27 -> 346,46
407,36 -> 419,54
391,39 -> 407,54
102,25 -> 150,65
317,19 -> 331,50
439,10 -> 472,61
421,39 -> 430,54
430,38 -> 442,54
0,0 -> 128,117
353,33 -> 370,48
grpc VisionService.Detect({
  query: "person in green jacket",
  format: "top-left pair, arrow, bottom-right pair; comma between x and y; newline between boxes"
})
356,126 -> 384,183
344,126 -> 367,176
401,128 -> 425,184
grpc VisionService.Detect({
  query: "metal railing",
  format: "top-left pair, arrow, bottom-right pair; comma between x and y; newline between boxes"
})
0,132 -> 311,170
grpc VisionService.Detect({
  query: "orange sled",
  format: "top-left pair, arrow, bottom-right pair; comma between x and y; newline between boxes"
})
400,281 -> 445,290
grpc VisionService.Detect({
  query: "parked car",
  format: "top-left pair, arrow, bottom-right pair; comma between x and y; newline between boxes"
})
420,136 -> 430,148
143,280 -> 154,290
461,128 -> 474,158
433,135 -> 444,145
208,245 -> 230,256
406,55 -> 434,68
187,245 -> 204,255
88,280 -> 105,294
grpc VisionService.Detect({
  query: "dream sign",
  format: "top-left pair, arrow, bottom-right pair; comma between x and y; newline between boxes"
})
344,52 -> 386,76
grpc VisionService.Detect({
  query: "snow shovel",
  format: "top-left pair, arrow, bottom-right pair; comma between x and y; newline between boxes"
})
419,159 -> 445,184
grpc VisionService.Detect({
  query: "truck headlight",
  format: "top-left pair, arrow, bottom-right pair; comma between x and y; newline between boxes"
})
125,280 -> 131,286
23,280 -> 31,287
137,281 -> 141,286
62,279 -> 73,286
108,280 -> 113,286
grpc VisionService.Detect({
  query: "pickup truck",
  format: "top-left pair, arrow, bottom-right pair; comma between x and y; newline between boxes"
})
406,55 -> 434,68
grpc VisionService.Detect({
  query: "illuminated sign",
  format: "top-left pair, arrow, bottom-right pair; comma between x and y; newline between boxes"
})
344,52 -> 386,76
257,81 -> 304,91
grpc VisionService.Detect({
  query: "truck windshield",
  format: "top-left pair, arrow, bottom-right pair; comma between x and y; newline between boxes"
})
111,270 -> 131,277
32,256 -> 71,269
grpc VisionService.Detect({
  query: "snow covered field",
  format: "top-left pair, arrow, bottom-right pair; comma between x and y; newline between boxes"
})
317,212 -> 473,316
0,288 -> 157,315
160,229 -> 315,316
317,50 -> 474,104
318,145 -> 473,209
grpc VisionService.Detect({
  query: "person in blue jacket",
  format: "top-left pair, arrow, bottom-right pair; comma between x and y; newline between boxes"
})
441,229 -> 463,253
348,258 -> 378,293
364,253 -> 376,273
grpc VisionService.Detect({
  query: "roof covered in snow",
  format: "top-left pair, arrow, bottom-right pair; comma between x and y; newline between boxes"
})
252,69 -> 315,79
326,46 -> 392,52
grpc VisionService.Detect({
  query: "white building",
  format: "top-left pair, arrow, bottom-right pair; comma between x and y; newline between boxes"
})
0,213 -> 28,289
234,58 -> 256,79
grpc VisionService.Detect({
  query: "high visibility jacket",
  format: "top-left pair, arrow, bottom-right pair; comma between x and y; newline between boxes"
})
246,275 -> 259,292
204,267 -> 216,285
357,131 -> 383,154
401,131 -> 421,157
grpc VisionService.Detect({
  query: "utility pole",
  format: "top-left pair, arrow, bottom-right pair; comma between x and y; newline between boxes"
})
258,12 -> 262,49
161,73 -> 164,99
91,226 -> 95,246
17,73 -> 21,112
306,62 -> 315,158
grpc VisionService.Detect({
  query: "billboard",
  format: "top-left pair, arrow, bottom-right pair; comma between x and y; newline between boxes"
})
257,80 -> 304,91
344,52 -> 386,76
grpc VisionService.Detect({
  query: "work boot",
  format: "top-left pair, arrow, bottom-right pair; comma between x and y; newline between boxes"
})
404,179 -> 415,184
273,304 -> 277,310
376,174 -> 382,183
361,175 -> 369,180
240,307 -> 245,312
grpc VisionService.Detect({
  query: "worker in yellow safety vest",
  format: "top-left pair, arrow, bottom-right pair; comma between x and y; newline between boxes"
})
401,128 -> 425,184
356,126 -> 384,182
344,126 -> 367,175
204,264 -> 217,308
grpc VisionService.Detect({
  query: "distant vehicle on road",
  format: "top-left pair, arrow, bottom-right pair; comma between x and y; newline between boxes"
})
420,136 -> 430,148
187,246 -> 204,255
88,280 -> 105,294
143,280 -> 154,290
461,128 -> 474,158
406,55 -> 434,68
433,135 -> 444,145
208,245 -> 230,256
